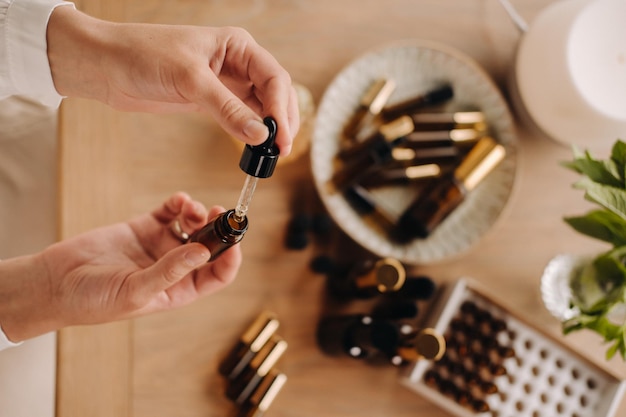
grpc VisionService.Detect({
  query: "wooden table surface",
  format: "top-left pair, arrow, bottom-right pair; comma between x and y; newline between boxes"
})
55,1 -> 626,416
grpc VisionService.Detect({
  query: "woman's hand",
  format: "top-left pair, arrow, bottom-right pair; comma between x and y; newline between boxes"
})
0,192 -> 241,342
47,6 -> 299,156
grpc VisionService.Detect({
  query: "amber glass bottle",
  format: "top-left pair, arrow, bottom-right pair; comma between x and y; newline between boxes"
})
187,117 -> 278,261
188,209 -> 249,260
393,136 -> 506,241
329,257 -> 406,299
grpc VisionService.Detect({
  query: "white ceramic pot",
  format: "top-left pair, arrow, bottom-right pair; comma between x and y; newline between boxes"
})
513,0 -> 626,152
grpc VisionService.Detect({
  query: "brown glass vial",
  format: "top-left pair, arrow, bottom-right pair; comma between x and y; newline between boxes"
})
344,184 -> 398,231
402,128 -> 484,149
219,311 -> 279,380
329,116 -> 414,193
360,164 -> 441,188
187,208 -> 249,261
395,328 -> 446,363
342,78 -> 396,141
409,111 -> 486,131
393,136 -> 506,241
380,84 -> 454,122
237,370 -> 287,417
326,257 -> 406,300
226,336 -> 288,405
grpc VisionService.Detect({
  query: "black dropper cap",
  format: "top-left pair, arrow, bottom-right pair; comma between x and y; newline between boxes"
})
239,117 -> 280,178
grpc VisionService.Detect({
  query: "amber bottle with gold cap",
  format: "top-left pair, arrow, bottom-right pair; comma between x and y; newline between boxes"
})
329,116 -> 414,193
393,136 -> 506,241
342,78 -> 396,141
329,257 -> 407,299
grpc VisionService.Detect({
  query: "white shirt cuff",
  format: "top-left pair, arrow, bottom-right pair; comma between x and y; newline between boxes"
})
0,324 -> 22,351
1,0 -> 75,107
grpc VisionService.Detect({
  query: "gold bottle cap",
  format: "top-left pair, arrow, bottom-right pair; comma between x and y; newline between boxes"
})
454,136 -> 506,191
404,164 -> 441,179
250,337 -> 288,377
449,128 -> 484,143
397,328 -> 446,361
414,328 -> 446,360
452,111 -> 485,125
353,257 -> 406,293
241,311 -> 280,353
391,147 -> 416,161
374,257 -> 406,293
361,79 -> 397,114
243,371 -> 288,417
379,115 -> 415,142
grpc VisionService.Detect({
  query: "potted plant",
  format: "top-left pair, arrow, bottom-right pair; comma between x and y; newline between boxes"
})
544,139 -> 626,360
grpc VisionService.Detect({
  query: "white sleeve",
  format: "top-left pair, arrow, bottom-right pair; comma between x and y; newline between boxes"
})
0,325 -> 22,351
0,0 -> 75,108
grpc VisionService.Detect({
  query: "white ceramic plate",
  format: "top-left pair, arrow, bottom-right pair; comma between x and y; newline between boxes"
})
310,40 -> 518,264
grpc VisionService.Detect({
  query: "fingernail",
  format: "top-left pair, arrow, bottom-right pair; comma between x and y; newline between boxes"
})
184,249 -> 211,267
243,119 -> 269,143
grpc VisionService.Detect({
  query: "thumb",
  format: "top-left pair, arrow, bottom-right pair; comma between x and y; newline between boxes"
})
130,244 -> 211,299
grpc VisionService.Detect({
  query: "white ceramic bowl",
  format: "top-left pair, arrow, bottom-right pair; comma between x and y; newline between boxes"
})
311,40 -> 518,264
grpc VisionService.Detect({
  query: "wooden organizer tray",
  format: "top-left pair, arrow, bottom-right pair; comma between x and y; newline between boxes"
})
401,278 -> 626,417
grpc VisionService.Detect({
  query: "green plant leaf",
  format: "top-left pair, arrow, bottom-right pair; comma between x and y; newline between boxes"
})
574,179 -> 626,220
587,253 -> 626,311
563,314 -> 620,338
564,210 -> 626,247
606,340 -> 620,360
605,329 -> 626,360
604,159 -> 624,187
563,152 -> 623,187
610,139 -> 626,183
562,139 -> 626,361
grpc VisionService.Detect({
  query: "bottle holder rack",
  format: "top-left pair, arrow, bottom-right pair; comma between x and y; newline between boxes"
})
401,278 -> 626,417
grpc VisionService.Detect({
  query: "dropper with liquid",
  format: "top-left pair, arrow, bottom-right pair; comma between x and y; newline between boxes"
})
234,116 -> 280,220
234,174 -> 258,222
187,117 -> 280,260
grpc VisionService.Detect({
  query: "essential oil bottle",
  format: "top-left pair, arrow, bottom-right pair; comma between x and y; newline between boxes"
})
187,209 -> 249,260
393,136 -> 506,241
187,117 -> 279,261
329,257 -> 407,299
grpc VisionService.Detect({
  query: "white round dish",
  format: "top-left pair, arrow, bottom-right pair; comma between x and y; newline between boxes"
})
514,0 -> 626,152
310,40 -> 518,264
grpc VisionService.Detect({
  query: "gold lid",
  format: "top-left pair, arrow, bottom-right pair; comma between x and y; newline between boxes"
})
452,111 -> 485,125
449,128 -> 484,143
353,257 -> 406,292
241,311 -> 280,352
250,337 -> 288,376
397,328 -> 446,361
454,136 -> 506,191
404,164 -> 441,179
361,79 -> 396,114
415,328 -> 446,360
253,371 -> 288,413
375,257 -> 406,292
379,115 -> 414,142
391,147 -> 416,161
